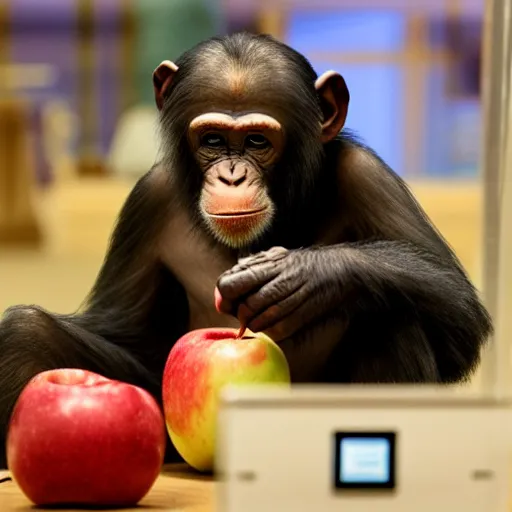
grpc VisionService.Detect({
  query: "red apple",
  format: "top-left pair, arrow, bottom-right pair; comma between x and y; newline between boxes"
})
162,327 -> 291,472
6,368 -> 166,507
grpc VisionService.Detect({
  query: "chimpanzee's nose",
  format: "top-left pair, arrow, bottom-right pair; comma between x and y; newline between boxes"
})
217,166 -> 247,186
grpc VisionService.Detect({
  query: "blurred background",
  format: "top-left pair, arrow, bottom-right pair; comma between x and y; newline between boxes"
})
0,0 -> 488,383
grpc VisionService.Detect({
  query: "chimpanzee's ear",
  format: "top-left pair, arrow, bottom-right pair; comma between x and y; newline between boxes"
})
152,60 -> 179,110
315,71 -> 349,143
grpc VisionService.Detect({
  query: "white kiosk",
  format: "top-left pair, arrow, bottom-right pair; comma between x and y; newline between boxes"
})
215,0 -> 512,510
216,387 -> 512,512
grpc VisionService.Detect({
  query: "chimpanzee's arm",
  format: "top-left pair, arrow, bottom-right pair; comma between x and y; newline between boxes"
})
322,238 -> 492,383
327,140 -> 493,382
217,238 -> 491,383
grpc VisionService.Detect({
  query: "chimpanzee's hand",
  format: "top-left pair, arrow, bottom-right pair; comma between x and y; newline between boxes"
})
215,246 -> 347,343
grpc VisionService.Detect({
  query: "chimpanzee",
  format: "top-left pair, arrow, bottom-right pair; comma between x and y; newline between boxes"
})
0,32 -> 492,468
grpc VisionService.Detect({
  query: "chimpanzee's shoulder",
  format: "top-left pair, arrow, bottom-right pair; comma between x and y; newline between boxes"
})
139,162 -> 174,194
333,130 -> 402,182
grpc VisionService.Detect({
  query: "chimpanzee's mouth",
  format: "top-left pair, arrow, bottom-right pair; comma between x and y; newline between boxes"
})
209,207 -> 268,218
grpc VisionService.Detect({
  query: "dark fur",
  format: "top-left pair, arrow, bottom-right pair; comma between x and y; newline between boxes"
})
158,33 -> 328,251
0,32 -> 492,468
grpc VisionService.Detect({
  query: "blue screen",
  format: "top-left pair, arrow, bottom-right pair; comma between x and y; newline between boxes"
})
340,437 -> 391,483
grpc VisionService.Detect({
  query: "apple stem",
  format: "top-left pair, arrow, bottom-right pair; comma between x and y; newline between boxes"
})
236,323 -> 247,339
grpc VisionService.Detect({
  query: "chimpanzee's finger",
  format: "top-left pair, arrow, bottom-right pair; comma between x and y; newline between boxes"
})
246,284 -> 310,340
214,286 -> 234,315
236,246 -> 288,268
262,300 -> 320,342
216,260 -> 283,301
243,275 -> 305,316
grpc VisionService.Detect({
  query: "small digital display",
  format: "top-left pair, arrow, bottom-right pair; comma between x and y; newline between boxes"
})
333,432 -> 396,490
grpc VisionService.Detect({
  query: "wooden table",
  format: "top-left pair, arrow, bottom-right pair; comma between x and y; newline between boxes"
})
0,465 -> 214,511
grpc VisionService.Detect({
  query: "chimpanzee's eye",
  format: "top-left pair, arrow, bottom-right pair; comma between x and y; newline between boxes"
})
245,134 -> 270,149
201,133 -> 225,147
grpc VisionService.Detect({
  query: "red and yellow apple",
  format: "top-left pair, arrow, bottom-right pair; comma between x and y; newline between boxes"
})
6,368 -> 166,507
162,327 -> 291,471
